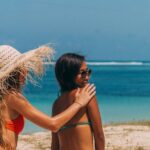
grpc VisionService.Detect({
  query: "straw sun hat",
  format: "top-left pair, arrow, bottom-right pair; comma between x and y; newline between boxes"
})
0,45 -> 54,94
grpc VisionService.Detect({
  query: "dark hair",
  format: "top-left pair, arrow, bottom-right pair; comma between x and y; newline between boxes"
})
55,53 -> 85,92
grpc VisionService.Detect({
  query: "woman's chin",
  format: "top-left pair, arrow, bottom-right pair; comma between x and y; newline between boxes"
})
79,82 -> 88,87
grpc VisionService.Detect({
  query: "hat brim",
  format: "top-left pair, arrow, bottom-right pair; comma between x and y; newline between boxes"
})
0,46 -> 54,81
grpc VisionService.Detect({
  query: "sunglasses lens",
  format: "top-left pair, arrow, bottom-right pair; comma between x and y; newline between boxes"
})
80,69 -> 92,77
81,71 -> 87,77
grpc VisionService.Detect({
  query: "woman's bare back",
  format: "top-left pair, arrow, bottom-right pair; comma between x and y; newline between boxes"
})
52,89 -> 94,150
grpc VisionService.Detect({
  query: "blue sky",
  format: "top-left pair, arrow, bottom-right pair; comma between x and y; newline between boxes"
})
1,0 -> 150,60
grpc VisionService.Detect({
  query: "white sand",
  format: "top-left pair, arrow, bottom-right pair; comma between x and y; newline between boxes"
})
105,125 -> 150,150
17,125 -> 150,150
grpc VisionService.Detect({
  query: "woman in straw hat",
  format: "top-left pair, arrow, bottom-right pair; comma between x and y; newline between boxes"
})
0,45 -> 96,150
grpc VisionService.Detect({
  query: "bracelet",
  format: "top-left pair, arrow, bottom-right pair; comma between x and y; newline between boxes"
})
74,101 -> 82,107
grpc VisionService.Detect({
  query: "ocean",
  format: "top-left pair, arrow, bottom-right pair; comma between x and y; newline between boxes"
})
23,61 -> 150,133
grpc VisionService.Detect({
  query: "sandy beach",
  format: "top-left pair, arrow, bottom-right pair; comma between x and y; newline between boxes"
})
17,124 -> 150,150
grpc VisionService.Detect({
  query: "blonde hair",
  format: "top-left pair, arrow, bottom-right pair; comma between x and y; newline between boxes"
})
0,68 -> 23,149
0,98 -> 11,149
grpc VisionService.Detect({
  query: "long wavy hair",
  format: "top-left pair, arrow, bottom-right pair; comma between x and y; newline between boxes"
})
0,68 -> 22,149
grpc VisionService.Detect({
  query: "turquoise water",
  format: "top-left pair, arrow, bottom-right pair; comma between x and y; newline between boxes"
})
23,61 -> 150,133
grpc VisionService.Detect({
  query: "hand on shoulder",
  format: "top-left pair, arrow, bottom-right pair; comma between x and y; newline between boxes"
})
74,84 -> 96,107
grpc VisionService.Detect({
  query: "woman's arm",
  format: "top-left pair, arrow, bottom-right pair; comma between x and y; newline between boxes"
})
87,96 -> 105,150
7,84 -> 95,132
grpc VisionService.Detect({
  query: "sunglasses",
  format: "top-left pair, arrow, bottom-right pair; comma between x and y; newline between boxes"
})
78,69 -> 92,78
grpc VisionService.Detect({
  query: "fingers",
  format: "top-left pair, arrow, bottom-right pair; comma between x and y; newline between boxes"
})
82,83 -> 96,99
86,84 -> 95,93
89,91 -> 96,99
74,84 -> 96,107
88,85 -> 96,94
82,83 -> 95,92
82,84 -> 90,91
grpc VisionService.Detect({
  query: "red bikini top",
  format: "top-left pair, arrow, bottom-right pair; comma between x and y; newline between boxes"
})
5,114 -> 24,135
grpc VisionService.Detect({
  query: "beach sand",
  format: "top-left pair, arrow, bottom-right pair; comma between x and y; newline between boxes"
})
17,125 -> 150,150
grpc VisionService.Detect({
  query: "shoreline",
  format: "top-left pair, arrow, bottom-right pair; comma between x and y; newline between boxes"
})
17,122 -> 150,150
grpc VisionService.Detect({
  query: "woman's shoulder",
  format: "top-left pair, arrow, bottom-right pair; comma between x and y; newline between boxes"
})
52,96 -> 63,113
52,89 -> 77,115
52,98 -> 61,115
52,98 -> 59,109
3,92 -> 26,115
7,91 -> 25,99
5,91 -> 26,106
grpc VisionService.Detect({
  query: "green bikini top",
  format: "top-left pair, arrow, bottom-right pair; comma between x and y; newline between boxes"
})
59,122 -> 92,132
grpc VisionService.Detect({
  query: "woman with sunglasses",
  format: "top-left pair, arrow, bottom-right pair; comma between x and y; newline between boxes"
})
51,53 -> 105,150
